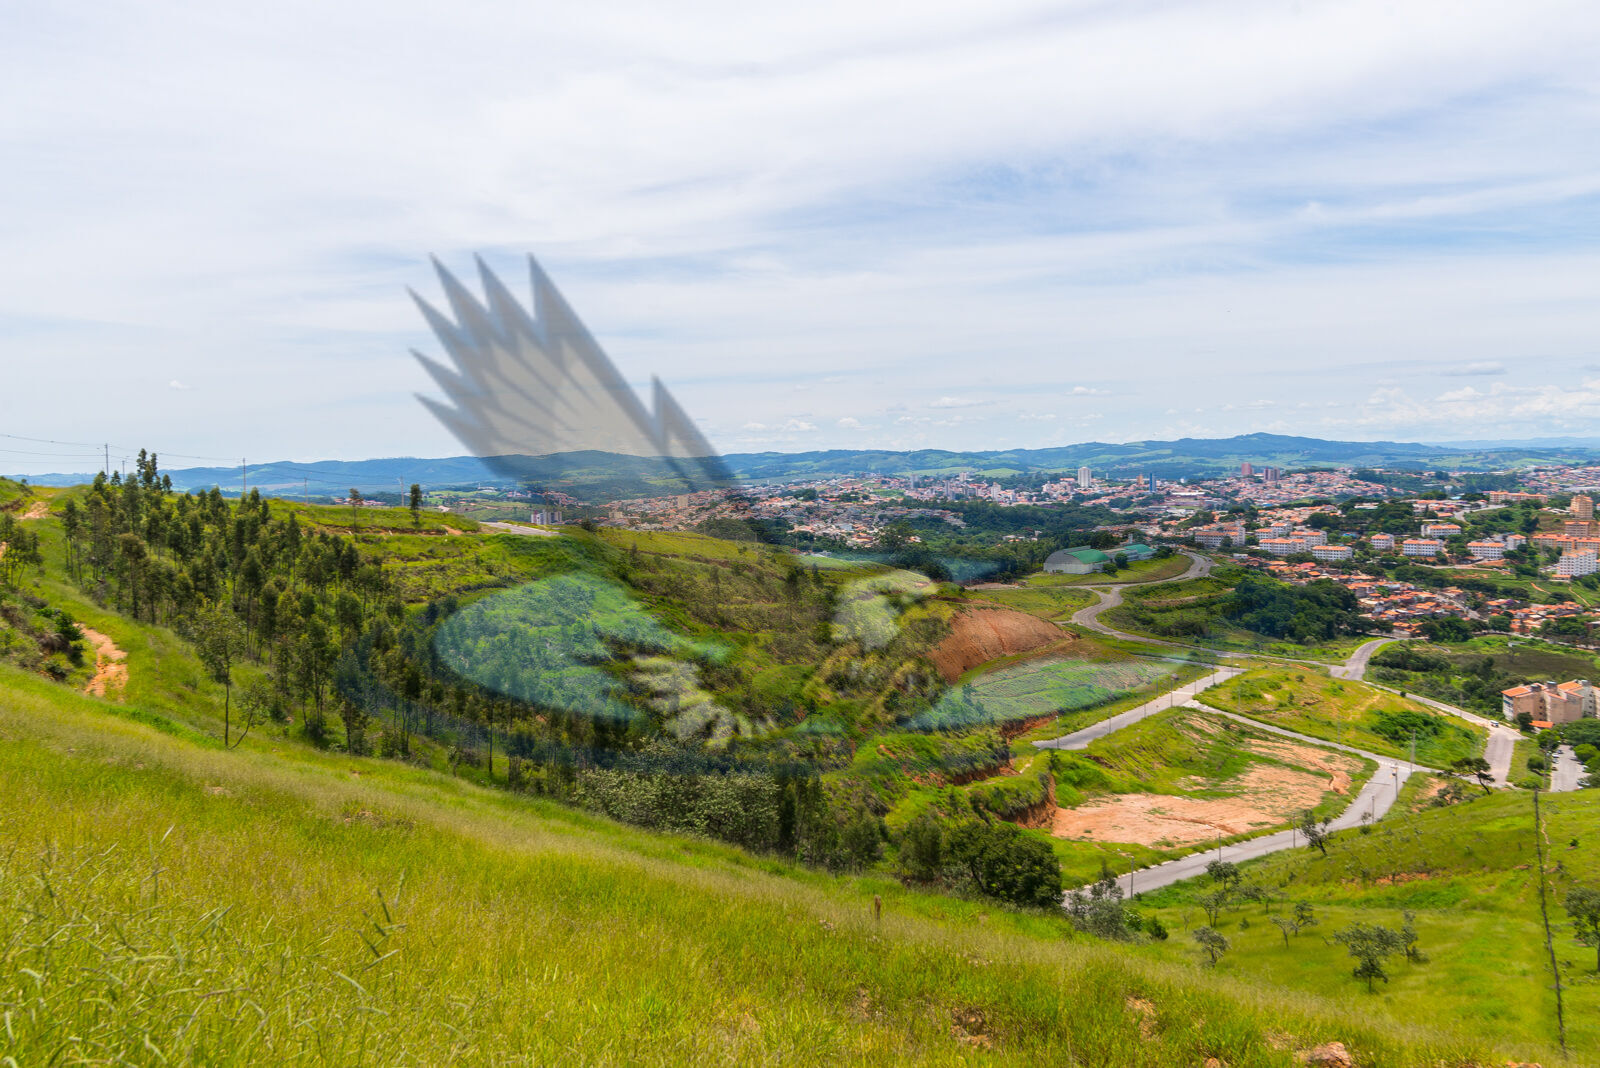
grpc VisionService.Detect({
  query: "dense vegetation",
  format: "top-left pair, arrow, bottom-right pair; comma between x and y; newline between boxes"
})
1113,568 -> 1367,648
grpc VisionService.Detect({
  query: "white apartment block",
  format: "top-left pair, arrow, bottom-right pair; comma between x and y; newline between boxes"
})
1558,549 -> 1599,578
1402,538 -> 1444,557
1259,537 -> 1307,556
1466,540 -> 1506,560
1293,528 -> 1328,546
1369,533 -> 1396,552
1311,544 -> 1353,561
1421,523 -> 1462,538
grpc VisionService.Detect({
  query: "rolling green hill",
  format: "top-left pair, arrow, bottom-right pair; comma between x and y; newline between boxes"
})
0,665 -> 1516,1065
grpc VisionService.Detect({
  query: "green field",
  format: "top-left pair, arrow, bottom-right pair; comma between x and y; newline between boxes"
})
1018,554 -> 1191,588
1198,668 -> 1485,767
0,665 -> 1506,1066
907,655 -> 1185,732
1136,789 -> 1600,1063
970,584 -> 1092,619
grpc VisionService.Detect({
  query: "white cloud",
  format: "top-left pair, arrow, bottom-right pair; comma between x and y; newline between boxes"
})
836,416 -> 864,429
781,418 -> 817,432
168,379 -> 192,391
2,1 -> 1599,460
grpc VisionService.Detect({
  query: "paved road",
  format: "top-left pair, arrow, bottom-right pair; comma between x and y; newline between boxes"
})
1032,667 -> 1243,750
1365,685 -> 1517,786
1551,745 -> 1587,792
1099,756 -> 1423,897
1329,637 -> 1405,680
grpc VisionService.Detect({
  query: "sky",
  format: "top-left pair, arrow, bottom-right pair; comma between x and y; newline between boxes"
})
3,0 -> 1600,472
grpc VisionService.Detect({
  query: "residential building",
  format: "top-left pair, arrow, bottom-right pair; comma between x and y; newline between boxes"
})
1401,538 -> 1444,557
1293,528 -> 1328,546
1575,494 -> 1595,521
1558,549 -> 1599,578
1370,533 -> 1396,552
1502,680 -> 1596,725
1263,467 -> 1280,483
1487,491 -> 1549,504
1421,522 -> 1462,538
1565,520 -> 1597,538
1466,540 -> 1506,560
1240,462 -> 1253,477
1077,466 -> 1092,490
1260,537 -> 1308,557
1311,544 -> 1353,561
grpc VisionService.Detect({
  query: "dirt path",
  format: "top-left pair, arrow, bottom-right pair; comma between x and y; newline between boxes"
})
79,627 -> 128,699
21,501 -> 48,520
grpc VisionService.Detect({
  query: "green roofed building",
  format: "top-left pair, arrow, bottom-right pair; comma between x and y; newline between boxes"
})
1043,547 -> 1110,574
1119,543 -> 1155,560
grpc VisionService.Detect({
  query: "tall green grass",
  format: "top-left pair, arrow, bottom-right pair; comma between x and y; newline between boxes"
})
0,665 -> 1505,1065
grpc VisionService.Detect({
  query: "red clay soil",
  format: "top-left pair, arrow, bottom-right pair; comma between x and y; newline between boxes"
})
928,607 -> 1068,682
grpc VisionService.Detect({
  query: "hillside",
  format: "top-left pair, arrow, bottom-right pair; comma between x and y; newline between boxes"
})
0,468 -> 1578,1064
0,665 -> 1516,1065
1135,788 -> 1600,1062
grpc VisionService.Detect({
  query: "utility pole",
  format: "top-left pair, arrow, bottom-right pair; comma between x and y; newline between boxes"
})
242,457 -> 247,498
103,443 -> 109,476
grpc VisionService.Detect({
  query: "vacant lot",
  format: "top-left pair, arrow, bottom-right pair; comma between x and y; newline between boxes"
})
907,654 -> 1185,732
1049,709 -> 1371,850
1198,667 -> 1485,767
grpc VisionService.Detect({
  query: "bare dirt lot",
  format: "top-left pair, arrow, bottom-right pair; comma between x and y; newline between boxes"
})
1050,746 -> 1364,849
928,607 -> 1067,681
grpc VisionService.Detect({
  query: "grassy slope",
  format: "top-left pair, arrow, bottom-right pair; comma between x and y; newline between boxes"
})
0,667 -> 1499,1067
1135,789 -> 1600,1063
1198,667 -> 1486,767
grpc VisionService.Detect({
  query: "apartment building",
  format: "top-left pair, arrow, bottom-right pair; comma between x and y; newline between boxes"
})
1466,540 -> 1506,560
1558,549 -> 1599,578
1420,522 -> 1462,538
1369,532 -> 1396,552
1502,680 -> 1595,725
1401,538 -> 1445,557
1259,537 -> 1308,557
1311,544 -> 1353,562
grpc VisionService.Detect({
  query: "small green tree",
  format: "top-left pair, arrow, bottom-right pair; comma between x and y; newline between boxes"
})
349,488 -> 363,528
1453,756 -> 1494,794
1205,859 -> 1242,892
1293,901 -> 1317,929
408,483 -> 422,528
1566,884 -> 1600,973
1192,925 -> 1229,966
1333,922 -> 1405,992
1271,916 -> 1299,946
1299,809 -> 1331,855
1199,888 -> 1230,927
194,604 -> 247,748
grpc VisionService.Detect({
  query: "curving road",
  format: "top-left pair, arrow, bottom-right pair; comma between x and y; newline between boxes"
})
1033,667 -> 1243,750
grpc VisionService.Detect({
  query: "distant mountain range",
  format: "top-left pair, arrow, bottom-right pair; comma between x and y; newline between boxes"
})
14,432 -> 1600,494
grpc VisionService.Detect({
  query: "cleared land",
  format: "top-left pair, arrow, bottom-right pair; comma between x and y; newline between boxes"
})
1198,667 -> 1485,767
1048,708 -> 1372,852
